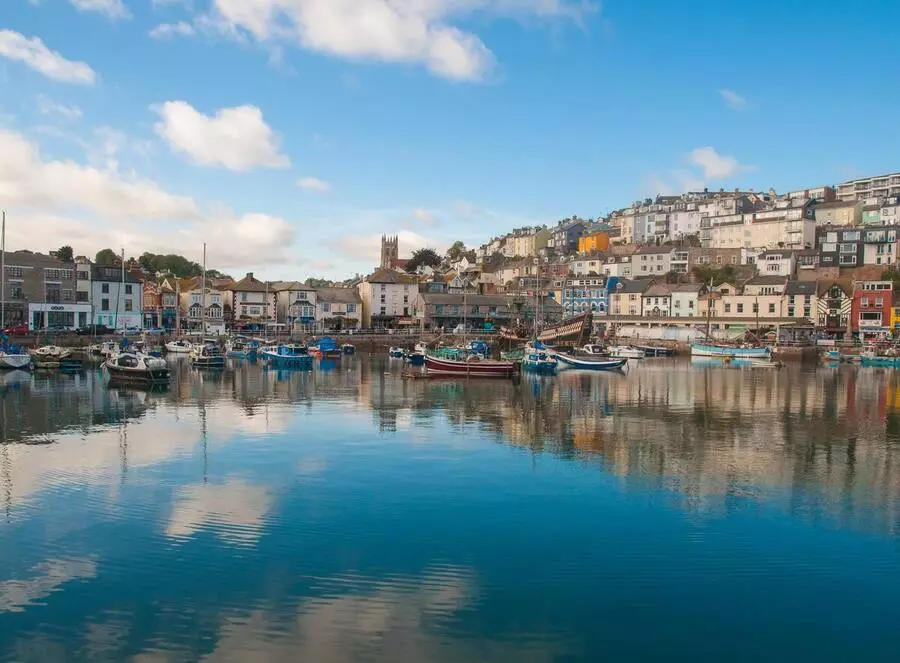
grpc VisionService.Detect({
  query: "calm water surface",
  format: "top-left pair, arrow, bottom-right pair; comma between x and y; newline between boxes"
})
2,356 -> 900,661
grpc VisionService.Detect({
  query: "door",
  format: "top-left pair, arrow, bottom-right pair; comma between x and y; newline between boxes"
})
32,311 -> 43,330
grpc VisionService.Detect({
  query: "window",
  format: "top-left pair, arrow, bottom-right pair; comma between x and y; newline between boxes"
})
380,307 -> 386,315
731,256 -> 738,264
752,302 -> 759,313
472,306 -> 480,314
876,297 -> 884,307
768,303 -> 776,314
380,294 -> 386,303
101,298 -> 110,311
788,307 -> 795,316
124,299 -> 133,312
737,303 -> 744,313
9,284 -> 23,300
839,255 -> 856,265
674,300 -> 681,308
124,284 -> 132,295
45,284 -> 61,303
77,270 -> 89,281
297,291 -> 308,300
435,304 -> 445,315
380,284 -> 386,291
6,266 -> 23,278
844,231 -> 861,241
102,283 -> 110,294
241,292 -> 248,302
803,307 -> 811,317
716,256 -> 723,265
403,296 -> 409,304
724,303 -> 731,313
62,289 -> 73,302
322,302 -> 331,313
688,300 -> 694,309
840,243 -> 856,253
347,304 -> 357,313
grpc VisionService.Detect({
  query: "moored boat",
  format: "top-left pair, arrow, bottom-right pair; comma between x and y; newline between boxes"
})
261,344 -> 313,369
522,343 -> 558,375
423,354 -> 517,378
88,341 -> 120,358
0,347 -> 32,370
388,346 -> 405,358
552,352 -> 627,371
189,340 -> 226,368
30,345 -> 73,360
690,343 -> 770,359
405,349 -> 426,366
226,337 -> 259,358
860,355 -> 900,368
632,344 -> 675,357
104,351 -> 170,384
341,343 -> 356,355
582,344 -> 607,356
607,345 -> 646,359
165,339 -> 194,354
315,337 -> 342,359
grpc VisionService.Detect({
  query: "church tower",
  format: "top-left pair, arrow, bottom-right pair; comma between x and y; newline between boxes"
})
380,235 -> 399,269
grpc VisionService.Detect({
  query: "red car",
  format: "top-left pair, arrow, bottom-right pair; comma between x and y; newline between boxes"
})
2,323 -> 29,336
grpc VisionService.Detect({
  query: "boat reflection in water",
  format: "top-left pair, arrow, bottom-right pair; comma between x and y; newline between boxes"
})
2,359 -> 900,661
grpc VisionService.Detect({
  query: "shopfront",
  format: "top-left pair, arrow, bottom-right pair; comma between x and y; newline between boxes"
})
29,303 -> 92,331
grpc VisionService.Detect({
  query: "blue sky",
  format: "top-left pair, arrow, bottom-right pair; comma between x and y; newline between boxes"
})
2,0 -> 899,279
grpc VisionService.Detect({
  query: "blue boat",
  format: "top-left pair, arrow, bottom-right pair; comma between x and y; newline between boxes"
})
860,355 -> 900,368
468,339 -> 490,358
389,347 -> 405,358
316,337 -> 342,359
261,344 -> 313,369
522,343 -> 558,375
690,343 -> 770,359
405,351 -> 426,366
342,343 -> 355,355
553,352 -> 627,371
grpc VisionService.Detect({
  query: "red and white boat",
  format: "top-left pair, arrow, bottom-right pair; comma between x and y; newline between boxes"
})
423,354 -> 518,378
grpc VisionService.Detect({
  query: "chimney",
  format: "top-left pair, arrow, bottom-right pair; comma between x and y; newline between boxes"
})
246,272 -> 254,280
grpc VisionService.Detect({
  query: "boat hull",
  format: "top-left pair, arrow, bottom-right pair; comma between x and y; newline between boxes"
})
261,349 -> 313,369
690,343 -> 770,359
191,357 -> 226,368
0,354 -> 32,370
522,360 -> 557,375
553,354 -> 627,371
424,355 -> 517,378
861,356 -> 900,368
105,364 -> 170,384
405,353 -> 426,366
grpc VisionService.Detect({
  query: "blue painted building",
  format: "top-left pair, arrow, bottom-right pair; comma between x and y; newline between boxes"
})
562,275 -> 619,318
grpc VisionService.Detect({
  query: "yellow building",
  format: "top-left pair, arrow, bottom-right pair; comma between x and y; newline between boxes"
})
890,306 -> 900,330
578,232 -> 610,253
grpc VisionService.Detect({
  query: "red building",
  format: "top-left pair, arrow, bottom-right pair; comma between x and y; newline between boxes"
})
851,281 -> 894,338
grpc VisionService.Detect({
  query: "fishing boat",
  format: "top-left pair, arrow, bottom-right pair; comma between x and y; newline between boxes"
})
189,340 -> 226,368
423,354 -> 518,378
860,354 -> 900,368
341,343 -> 356,355
405,349 -> 426,366
0,343 -> 32,370
822,349 -> 841,362
165,339 -> 194,354
522,343 -> 558,375
690,343 -> 771,359
261,344 -> 313,369
388,347 -> 405,358
87,341 -> 120,358
104,350 -> 170,384
553,352 -> 627,371
468,339 -> 490,358
607,345 -> 646,359
315,337 -> 342,359
226,337 -> 259,358
582,344 -> 607,355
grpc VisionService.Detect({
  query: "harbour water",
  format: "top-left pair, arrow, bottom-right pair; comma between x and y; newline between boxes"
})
2,356 -> 900,661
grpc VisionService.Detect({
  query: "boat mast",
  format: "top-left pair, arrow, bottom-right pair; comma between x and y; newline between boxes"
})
1,210 -> 5,329
705,278 -> 713,340
201,242 -> 207,338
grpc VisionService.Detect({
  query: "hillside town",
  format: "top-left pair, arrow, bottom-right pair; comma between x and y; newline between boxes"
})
4,170 -> 900,341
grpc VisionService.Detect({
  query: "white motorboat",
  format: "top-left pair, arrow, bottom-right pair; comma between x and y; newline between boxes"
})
30,345 -> 73,360
606,345 -> 646,359
0,349 -> 32,370
165,339 -> 194,354
189,340 -> 226,368
104,351 -> 170,384
87,341 -> 120,358
582,344 -> 607,355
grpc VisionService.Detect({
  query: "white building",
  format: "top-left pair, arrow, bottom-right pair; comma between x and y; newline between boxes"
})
180,286 -> 226,335
227,273 -> 274,327
756,250 -> 796,277
836,172 -> 900,201
316,287 -> 363,331
670,284 -> 704,318
90,264 -> 143,329
274,282 -> 317,331
642,284 -> 672,317
633,246 -> 674,276
357,268 -> 418,328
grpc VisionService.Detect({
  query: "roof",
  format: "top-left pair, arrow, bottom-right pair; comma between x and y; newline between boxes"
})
746,275 -> 790,286
229,273 -> 268,292
616,278 -> 655,294
668,283 -> 705,293
273,280 -> 315,292
91,264 -> 142,283
635,245 -> 674,255
366,268 -> 418,284
315,287 -> 362,304
419,293 -> 511,306
814,200 -> 860,210
817,279 -> 853,296
785,281 -> 817,296
643,284 -> 671,297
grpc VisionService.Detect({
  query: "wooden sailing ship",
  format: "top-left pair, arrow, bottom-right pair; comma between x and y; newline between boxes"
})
500,312 -> 592,348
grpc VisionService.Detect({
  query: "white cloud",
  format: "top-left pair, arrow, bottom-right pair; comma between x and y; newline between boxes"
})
153,101 -> 290,171
35,94 -> 82,121
69,0 -> 131,19
414,207 -> 438,226
297,176 -> 330,192
0,558 -> 97,613
167,480 -> 273,545
719,88 -> 747,111
148,22 -> 196,38
194,0 -> 595,81
689,147 -> 742,180
329,230 -> 443,264
0,30 -> 97,85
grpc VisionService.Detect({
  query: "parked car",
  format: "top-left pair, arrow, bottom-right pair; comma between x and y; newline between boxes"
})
1,323 -> 29,336
116,326 -> 142,335
144,327 -> 166,336
75,324 -> 114,336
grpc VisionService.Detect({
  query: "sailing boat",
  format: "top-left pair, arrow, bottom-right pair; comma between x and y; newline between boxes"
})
690,280 -> 770,359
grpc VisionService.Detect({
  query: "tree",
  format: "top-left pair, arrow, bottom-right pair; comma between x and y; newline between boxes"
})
692,264 -> 735,286
446,241 -> 466,263
95,248 -> 119,266
405,248 -> 442,273
54,245 -> 74,262
882,267 -> 900,288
